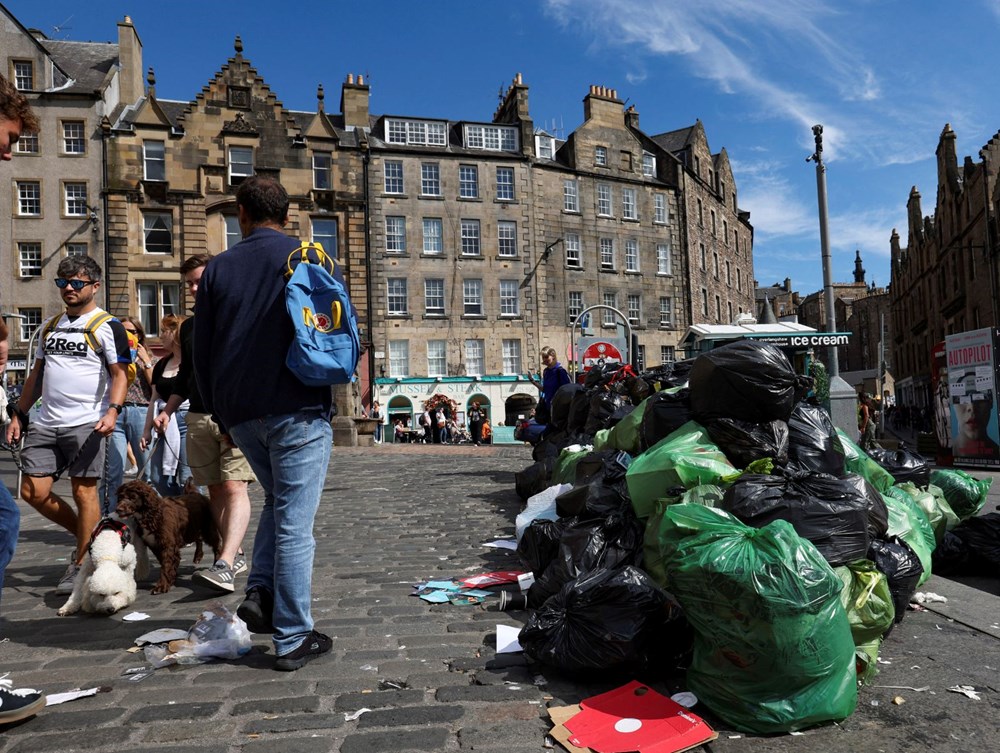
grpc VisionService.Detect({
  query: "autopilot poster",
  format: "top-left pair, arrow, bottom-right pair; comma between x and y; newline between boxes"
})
946,328 -> 1000,468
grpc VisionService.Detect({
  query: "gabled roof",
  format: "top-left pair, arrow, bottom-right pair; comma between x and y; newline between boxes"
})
651,124 -> 696,154
44,40 -> 118,94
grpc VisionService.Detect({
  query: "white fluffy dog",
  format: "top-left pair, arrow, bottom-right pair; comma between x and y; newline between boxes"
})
58,519 -> 138,616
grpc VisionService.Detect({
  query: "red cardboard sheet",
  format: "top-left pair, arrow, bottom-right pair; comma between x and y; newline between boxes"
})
563,681 -> 717,753
458,570 -> 525,588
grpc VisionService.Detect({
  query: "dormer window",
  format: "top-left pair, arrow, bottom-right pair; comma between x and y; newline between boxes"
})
464,124 -> 518,152
642,152 -> 655,177
385,118 -> 447,146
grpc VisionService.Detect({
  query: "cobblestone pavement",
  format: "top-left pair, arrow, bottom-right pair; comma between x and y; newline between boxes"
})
1,445 -> 1000,752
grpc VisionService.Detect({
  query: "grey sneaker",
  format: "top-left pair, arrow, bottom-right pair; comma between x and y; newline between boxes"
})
274,631 -> 332,672
232,552 -> 247,575
0,674 -> 45,725
192,560 -> 236,592
54,562 -> 80,595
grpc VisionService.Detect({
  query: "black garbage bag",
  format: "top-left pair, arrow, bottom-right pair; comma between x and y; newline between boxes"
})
689,340 -> 802,424
584,363 -> 615,389
585,390 -> 631,435
705,418 -> 789,468
624,374 -> 653,405
566,388 -> 592,434
514,457 -> 555,502
520,566 -> 690,675
518,518 -> 572,577
550,383 -> 585,431
532,429 -> 590,463
526,511 -> 645,609
556,450 -> 632,519
639,359 -> 695,390
842,473 -> 890,540
786,401 -> 846,476
867,538 -> 923,627
640,389 -> 692,451
931,513 -> 1000,577
720,470 -> 871,566
866,446 -> 930,488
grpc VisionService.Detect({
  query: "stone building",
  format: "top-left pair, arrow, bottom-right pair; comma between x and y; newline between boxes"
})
104,35 -> 371,404
889,123 -> 998,410
369,78 -> 756,429
754,277 -> 800,321
0,7 -> 122,384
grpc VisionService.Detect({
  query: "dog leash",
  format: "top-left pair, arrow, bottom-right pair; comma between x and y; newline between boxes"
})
0,429 -> 103,481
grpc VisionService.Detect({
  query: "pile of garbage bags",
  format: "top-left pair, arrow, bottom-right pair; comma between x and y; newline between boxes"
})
511,339 -> 993,734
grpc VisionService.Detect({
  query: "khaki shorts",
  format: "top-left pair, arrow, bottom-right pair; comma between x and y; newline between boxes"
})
21,422 -> 104,478
185,412 -> 256,486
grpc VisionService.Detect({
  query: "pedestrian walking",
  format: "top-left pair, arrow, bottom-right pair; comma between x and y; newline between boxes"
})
194,175 -> 335,671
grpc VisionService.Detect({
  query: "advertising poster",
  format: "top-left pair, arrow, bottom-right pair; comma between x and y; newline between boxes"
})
930,341 -> 953,467
946,328 -> 1000,468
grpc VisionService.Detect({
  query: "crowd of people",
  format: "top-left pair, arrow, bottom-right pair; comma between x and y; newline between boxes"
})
1,80 -> 336,726
389,405 -> 493,445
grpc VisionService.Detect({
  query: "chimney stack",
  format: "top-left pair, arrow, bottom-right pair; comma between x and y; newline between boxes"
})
117,16 -> 144,106
340,72 -> 370,130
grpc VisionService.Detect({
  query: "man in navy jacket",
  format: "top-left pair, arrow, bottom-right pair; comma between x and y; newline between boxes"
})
193,175 -> 333,671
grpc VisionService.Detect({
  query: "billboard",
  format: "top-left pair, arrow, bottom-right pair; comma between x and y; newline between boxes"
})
945,328 -> 1000,468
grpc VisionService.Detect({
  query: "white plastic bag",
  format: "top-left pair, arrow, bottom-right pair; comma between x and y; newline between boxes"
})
515,483 -> 572,542
144,604 -> 252,668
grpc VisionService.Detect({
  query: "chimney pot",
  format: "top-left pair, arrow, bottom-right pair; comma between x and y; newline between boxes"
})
347,73 -> 354,84
124,15 -> 132,23
358,74 -> 364,85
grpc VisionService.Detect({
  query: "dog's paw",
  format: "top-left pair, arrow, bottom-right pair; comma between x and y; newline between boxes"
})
150,582 -> 171,595
57,606 -> 73,616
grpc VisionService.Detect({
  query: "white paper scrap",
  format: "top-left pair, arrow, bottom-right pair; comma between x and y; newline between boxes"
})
344,708 -> 371,721
483,540 -> 518,550
46,687 -> 101,706
496,624 -> 523,654
122,612 -> 150,622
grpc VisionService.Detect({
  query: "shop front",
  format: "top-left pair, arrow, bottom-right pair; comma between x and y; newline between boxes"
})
374,376 -> 537,444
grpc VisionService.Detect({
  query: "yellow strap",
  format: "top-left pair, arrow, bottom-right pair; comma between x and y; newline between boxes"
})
83,312 -> 113,353
285,242 -> 335,278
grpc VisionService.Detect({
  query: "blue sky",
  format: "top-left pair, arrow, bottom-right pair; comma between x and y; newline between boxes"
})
9,0 -> 1000,297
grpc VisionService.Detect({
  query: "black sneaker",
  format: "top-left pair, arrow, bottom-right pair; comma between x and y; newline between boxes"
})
0,675 -> 45,725
237,586 -> 276,634
274,631 -> 332,672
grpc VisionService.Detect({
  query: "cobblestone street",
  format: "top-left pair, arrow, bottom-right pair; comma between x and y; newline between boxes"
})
2,447 -> 1000,753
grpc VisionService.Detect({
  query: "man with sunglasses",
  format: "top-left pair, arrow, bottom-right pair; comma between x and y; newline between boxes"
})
5,255 -> 131,596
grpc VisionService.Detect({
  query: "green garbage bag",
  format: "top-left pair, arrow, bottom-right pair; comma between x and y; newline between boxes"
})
834,561 -> 895,645
837,430 -> 895,493
595,397 -> 648,455
896,482 -> 960,545
642,485 -> 725,589
854,637 -> 881,686
658,503 -> 858,733
592,428 -> 610,451
930,468 -> 993,521
882,488 -> 936,585
550,446 -> 591,486
626,422 -> 736,520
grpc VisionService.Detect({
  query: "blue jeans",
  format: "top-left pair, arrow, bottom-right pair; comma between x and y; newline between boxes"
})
102,405 -> 150,514
229,411 -> 332,656
0,484 -> 19,614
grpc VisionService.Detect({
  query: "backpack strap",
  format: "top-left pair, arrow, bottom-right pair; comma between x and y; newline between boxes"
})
82,311 -> 114,355
40,313 -> 63,342
285,242 -> 336,279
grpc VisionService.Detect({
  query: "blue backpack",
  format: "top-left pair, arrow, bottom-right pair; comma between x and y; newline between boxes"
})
284,242 -> 360,386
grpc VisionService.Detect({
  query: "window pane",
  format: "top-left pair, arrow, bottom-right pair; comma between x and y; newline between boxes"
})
18,308 -> 42,341
565,234 -> 581,268
421,163 -> 440,196
384,160 -> 403,193
389,340 -> 409,377
229,146 -> 253,178
425,279 -> 445,315
463,279 -> 483,315
312,218 -> 338,258
143,212 -> 173,254
500,280 -> 519,316
423,218 -> 443,254
17,181 -> 40,216
386,217 -> 406,254
625,239 -> 639,272
13,61 -> 33,91
64,183 -> 88,216
387,278 -> 408,314
460,219 -> 480,255
496,167 -> 514,200
498,221 -> 517,257
427,340 -> 447,377
563,179 -> 578,212
501,339 -> 521,375
63,121 -> 86,154
137,283 -> 159,334
465,339 -> 484,376
459,165 -> 479,198
144,140 -> 166,181
225,216 -> 242,249
657,243 -> 671,275
313,152 -> 332,190
18,242 -> 41,277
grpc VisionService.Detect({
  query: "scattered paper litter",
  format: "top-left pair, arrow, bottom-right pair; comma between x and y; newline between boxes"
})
913,592 -> 948,604
670,691 -> 698,708
483,539 -> 518,550
344,708 -> 371,721
122,612 -> 150,622
46,687 -> 106,706
134,628 -> 188,646
947,685 -> 981,700
496,624 -> 523,654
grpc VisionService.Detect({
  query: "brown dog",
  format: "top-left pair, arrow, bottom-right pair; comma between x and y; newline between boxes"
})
115,480 -> 221,594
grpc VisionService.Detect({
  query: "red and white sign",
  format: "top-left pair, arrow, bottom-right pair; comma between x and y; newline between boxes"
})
582,341 -> 623,371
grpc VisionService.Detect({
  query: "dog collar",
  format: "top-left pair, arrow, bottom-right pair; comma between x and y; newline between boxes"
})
88,517 -> 132,556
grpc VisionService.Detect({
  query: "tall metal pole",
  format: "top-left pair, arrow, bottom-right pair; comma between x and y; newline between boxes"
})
810,124 -> 839,376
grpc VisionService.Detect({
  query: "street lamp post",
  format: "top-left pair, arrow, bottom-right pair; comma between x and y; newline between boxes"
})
807,124 -> 839,377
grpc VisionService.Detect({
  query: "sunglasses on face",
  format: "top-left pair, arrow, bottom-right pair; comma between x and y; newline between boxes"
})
55,278 -> 97,290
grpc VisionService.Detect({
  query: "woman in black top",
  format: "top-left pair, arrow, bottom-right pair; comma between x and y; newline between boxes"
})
142,315 -> 191,494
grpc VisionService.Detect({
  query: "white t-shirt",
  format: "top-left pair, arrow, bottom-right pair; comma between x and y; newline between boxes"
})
33,307 -> 130,428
